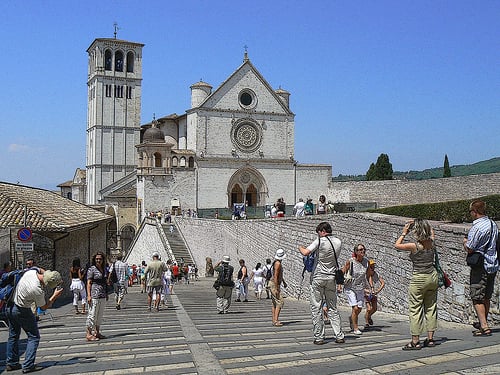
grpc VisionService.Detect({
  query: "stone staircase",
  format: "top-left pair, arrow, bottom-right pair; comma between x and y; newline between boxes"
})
162,223 -> 194,265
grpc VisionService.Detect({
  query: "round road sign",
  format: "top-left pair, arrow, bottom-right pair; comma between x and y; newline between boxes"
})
17,227 -> 33,242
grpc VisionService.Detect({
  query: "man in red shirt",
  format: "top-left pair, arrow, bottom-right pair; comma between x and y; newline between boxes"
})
172,263 -> 180,283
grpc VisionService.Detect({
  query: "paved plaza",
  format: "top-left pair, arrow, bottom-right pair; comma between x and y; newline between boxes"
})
1,278 -> 500,375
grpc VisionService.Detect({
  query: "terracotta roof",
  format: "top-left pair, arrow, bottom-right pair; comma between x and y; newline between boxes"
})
57,180 -> 73,188
0,182 -> 112,231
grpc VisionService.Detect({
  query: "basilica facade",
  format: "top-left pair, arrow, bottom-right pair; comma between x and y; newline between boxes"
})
62,36 -> 332,244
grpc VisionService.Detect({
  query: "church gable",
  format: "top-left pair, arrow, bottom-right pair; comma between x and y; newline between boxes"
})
202,61 -> 292,115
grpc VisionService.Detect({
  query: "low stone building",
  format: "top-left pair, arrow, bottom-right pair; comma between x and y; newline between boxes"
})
0,182 -> 113,296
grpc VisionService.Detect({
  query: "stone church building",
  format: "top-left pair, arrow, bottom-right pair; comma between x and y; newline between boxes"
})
61,36 -> 332,250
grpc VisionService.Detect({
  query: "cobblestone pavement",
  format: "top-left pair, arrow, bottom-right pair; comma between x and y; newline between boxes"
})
1,278 -> 500,374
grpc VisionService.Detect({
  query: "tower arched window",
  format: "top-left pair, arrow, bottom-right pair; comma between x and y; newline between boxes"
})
126,52 -> 134,72
115,51 -> 124,72
104,50 -> 112,71
188,157 -> 194,168
180,157 -> 186,167
172,157 -> 178,167
154,152 -> 162,167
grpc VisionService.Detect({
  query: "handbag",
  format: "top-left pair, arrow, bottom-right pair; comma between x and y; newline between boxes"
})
434,249 -> 452,289
466,252 -> 484,268
326,237 -> 344,285
335,269 -> 345,285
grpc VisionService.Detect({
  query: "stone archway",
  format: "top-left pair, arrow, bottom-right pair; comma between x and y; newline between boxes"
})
120,224 -> 136,258
227,167 -> 268,207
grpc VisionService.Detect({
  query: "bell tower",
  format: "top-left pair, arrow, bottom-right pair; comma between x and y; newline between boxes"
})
86,34 -> 144,204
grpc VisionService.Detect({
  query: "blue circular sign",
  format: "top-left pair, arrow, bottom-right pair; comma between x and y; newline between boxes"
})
17,228 -> 32,242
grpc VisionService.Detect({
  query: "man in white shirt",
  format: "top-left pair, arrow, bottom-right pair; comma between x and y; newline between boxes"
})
293,198 -> 305,217
299,222 -> 345,345
108,254 -> 128,310
6,269 -> 63,373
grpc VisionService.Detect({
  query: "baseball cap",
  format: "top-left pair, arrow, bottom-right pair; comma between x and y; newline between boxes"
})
43,270 -> 62,289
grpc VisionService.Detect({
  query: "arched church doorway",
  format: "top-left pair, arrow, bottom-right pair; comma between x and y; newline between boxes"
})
227,167 -> 268,208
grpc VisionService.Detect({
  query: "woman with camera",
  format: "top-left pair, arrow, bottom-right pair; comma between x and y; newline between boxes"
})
395,219 -> 438,350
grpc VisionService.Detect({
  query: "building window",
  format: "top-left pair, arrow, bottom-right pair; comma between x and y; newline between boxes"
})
180,157 -> 186,167
172,156 -> 178,167
238,89 -> 257,109
126,86 -> 132,99
115,51 -> 124,72
114,85 -> 123,98
105,84 -> 112,97
104,50 -> 112,71
126,52 -> 134,72
188,157 -> 194,168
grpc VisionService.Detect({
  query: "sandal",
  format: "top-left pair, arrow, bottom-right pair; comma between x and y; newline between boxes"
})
368,318 -> 374,326
86,335 -> 99,341
273,321 -> 283,327
402,341 -> 422,350
423,338 -> 436,347
472,328 -> 492,337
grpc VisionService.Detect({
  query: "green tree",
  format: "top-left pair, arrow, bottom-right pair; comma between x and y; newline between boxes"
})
366,153 -> 393,180
443,154 -> 451,177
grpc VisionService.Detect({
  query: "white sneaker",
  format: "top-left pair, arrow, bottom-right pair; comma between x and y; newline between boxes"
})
353,329 -> 362,335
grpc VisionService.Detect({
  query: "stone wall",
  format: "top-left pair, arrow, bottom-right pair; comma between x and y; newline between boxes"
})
175,214 -> 500,325
328,172 -> 500,208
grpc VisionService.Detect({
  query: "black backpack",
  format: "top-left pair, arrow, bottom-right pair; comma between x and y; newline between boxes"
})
218,264 -> 235,287
265,265 -> 273,281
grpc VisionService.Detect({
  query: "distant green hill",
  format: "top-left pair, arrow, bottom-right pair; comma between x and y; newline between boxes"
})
333,157 -> 500,182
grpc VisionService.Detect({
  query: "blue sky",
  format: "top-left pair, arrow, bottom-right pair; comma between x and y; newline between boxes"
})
1,1 -> 499,190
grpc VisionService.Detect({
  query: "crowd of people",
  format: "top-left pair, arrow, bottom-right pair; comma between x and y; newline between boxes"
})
214,199 -> 498,349
3,199 -> 498,371
147,208 -> 198,222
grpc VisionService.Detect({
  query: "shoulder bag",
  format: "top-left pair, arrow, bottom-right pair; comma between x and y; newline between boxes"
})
466,220 -> 495,268
325,236 -> 344,285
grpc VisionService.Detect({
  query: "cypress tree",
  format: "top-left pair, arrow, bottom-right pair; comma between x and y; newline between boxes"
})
443,154 -> 451,177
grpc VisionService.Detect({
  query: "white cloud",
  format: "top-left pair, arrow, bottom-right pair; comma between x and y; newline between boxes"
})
8,144 -> 32,152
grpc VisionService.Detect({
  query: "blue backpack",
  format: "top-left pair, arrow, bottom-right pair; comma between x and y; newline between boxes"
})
302,251 -> 316,272
0,267 -> 39,312
0,269 -> 27,312
302,250 -> 317,276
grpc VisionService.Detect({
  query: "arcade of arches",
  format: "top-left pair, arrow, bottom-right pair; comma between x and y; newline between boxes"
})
104,206 -> 135,257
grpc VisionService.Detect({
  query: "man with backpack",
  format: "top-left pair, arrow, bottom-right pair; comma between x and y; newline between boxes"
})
214,255 -> 234,314
263,258 -> 273,299
5,268 -> 64,373
108,254 -> 128,310
299,221 -> 345,345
